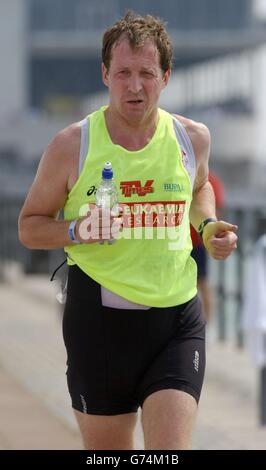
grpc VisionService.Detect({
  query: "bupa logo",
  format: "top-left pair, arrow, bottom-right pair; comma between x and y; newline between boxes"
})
120,180 -> 154,197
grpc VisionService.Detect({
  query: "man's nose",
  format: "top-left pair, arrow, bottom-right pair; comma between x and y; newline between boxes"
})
128,74 -> 142,94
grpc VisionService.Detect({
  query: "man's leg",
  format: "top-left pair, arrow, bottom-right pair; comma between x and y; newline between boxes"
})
74,410 -> 138,450
141,389 -> 198,450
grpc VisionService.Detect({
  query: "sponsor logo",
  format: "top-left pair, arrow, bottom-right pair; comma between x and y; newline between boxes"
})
80,394 -> 87,413
120,180 -> 154,197
87,185 -> 97,196
193,350 -> 200,372
121,201 -> 185,228
181,148 -> 190,170
164,183 -> 184,192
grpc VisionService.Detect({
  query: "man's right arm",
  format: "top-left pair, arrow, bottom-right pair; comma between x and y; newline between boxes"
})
18,124 -> 80,250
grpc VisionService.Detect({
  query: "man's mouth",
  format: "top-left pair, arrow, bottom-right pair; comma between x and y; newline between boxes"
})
127,99 -> 143,104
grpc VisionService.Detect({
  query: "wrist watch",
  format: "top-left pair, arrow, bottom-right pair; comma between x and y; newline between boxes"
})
68,219 -> 81,244
198,217 -> 217,238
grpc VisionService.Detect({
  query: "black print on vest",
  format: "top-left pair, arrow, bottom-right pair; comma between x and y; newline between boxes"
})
87,186 -> 97,196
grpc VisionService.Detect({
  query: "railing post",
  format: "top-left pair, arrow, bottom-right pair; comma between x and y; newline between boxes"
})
260,365 -> 266,425
235,208 -> 245,348
217,260 -> 226,341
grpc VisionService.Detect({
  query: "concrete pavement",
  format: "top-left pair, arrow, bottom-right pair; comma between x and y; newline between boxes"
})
0,268 -> 266,450
0,367 -> 81,450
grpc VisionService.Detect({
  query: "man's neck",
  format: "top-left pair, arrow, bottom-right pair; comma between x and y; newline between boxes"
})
104,107 -> 159,151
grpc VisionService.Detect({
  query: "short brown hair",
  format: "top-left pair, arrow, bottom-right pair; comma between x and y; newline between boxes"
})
102,11 -> 173,73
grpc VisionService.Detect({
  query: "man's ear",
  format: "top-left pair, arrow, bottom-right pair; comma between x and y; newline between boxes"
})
162,68 -> 171,88
102,63 -> 109,88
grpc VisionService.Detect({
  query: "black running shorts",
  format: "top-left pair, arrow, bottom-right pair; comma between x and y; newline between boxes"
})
63,265 -> 206,415
191,244 -> 207,279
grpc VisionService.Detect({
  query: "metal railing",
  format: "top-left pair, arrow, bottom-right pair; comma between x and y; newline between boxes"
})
212,202 -> 266,346
1,192 -> 266,423
1,194 -> 265,336
0,195 -> 64,278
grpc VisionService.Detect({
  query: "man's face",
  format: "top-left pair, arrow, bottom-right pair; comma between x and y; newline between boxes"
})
102,39 -> 170,124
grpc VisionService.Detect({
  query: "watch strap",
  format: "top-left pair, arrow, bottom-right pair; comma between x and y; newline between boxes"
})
198,217 -> 217,238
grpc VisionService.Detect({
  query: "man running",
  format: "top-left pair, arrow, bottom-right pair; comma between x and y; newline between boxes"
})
19,11 -> 238,450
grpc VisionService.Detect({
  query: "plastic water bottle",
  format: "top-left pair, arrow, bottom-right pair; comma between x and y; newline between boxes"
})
95,162 -> 119,244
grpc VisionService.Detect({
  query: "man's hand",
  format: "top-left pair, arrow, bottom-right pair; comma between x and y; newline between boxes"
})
202,220 -> 238,260
76,205 -> 123,243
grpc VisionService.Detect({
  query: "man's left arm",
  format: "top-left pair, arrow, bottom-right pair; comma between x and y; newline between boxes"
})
188,121 -> 238,260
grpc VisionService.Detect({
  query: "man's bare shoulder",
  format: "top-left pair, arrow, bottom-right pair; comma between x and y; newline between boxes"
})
174,114 -> 210,157
33,121 -> 82,195
46,122 -> 81,161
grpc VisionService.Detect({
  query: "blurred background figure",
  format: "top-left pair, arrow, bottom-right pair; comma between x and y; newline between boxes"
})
190,172 -> 225,322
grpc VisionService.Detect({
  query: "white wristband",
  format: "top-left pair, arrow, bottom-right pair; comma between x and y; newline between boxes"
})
68,219 -> 80,244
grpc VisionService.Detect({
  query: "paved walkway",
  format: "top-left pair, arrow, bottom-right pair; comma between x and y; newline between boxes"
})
0,269 -> 266,450
0,367 -> 81,450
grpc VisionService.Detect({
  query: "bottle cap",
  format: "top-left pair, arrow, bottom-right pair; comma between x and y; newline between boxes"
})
102,162 -> 113,179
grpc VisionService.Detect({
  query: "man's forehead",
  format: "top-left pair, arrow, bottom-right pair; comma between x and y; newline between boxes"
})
111,39 -> 159,65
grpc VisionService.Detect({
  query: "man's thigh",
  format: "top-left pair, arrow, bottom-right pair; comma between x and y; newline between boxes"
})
141,389 -> 197,450
74,409 -> 138,450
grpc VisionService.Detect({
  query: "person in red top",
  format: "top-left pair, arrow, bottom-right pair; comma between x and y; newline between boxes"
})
190,171 -> 225,321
